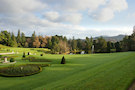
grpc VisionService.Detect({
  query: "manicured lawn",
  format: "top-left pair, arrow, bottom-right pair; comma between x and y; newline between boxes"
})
0,47 -> 135,90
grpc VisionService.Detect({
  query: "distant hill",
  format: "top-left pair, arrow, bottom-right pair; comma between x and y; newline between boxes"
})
94,35 -> 126,42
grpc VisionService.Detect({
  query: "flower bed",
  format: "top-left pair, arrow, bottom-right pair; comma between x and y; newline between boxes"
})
0,64 -> 42,77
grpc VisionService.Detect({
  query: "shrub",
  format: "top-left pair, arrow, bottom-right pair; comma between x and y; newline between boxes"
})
61,56 -> 66,64
29,56 -> 36,61
29,56 -> 51,62
0,55 -> 2,58
27,64 -> 50,67
7,49 -> 10,51
40,54 -> 43,56
28,52 -> 30,55
10,58 -> 15,62
22,52 -> 26,58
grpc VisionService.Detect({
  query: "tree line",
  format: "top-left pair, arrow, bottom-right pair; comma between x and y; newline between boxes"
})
0,30 -> 135,54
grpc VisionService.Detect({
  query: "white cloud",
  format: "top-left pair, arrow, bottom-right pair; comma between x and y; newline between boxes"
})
44,12 -> 82,24
0,0 -> 131,38
45,0 -> 128,22
44,11 -> 59,21
107,0 -> 128,12
89,0 -> 128,22
90,8 -> 114,22
0,0 -> 47,16
45,0 -> 106,12
61,13 -> 82,24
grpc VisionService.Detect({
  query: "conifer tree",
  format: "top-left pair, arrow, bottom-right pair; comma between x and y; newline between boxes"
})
16,29 -> 22,47
61,56 -> 66,64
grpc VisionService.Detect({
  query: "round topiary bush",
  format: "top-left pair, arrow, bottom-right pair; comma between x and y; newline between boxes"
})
22,52 -> 26,58
10,58 -> 15,62
28,52 -> 30,55
0,64 -> 42,77
40,54 -> 43,56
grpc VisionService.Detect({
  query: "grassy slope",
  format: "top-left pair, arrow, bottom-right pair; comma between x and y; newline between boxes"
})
0,51 -> 134,90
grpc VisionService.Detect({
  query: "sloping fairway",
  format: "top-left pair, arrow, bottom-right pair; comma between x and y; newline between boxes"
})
0,52 -> 135,90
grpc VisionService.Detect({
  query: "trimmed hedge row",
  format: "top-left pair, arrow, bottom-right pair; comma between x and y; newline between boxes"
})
22,56 -> 51,62
27,64 -> 51,67
0,64 -> 42,77
28,56 -> 51,62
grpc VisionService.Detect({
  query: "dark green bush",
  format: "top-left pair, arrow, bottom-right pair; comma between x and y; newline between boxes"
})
27,64 -> 50,67
10,58 -> 15,62
29,56 -> 36,61
22,52 -> 26,58
0,55 -> 2,58
40,54 -> 43,56
28,52 -> 30,55
7,49 -> 10,51
61,56 -> 66,64
29,56 -> 51,62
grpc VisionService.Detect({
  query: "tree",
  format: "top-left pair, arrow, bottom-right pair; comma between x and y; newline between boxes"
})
130,33 -> 135,50
63,36 -> 67,42
21,32 -> 26,47
24,42 -> 29,48
61,56 -> 66,64
121,36 -> 129,51
33,36 -> 40,48
59,40 -> 69,54
11,32 -> 17,47
71,37 -> 77,51
0,32 -> 5,43
107,41 -> 112,53
51,36 -> 60,53
31,31 -> 36,47
96,37 -> 107,53
26,38 -> 31,47
85,37 -> 93,54
16,30 -> 22,47
0,31 -> 13,46
51,42 -> 60,54
40,36 -> 47,48
77,39 -> 83,50
46,37 -> 52,49
115,42 -> 122,52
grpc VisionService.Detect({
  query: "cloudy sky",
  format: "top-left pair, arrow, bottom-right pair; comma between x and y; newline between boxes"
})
0,0 -> 135,38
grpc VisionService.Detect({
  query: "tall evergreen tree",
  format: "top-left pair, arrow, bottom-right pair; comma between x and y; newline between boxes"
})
85,37 -> 93,53
47,37 -> 52,49
72,37 -> 77,51
31,31 -> 36,47
21,32 -> 26,47
11,32 -> 17,47
107,41 -> 112,53
7,32 -> 12,46
16,30 -> 22,47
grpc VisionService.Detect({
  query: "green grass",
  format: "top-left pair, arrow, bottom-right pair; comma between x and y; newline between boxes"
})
0,44 -> 51,54
0,45 -> 135,90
